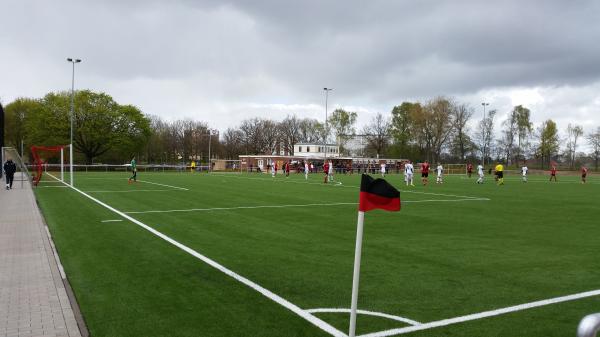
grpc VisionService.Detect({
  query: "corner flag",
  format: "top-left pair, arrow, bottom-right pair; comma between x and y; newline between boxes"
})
350,174 -> 401,337
359,174 -> 401,212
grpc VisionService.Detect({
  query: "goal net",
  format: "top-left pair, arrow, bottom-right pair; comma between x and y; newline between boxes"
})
444,164 -> 467,175
211,159 -> 242,173
30,145 -> 67,186
1,147 -> 32,188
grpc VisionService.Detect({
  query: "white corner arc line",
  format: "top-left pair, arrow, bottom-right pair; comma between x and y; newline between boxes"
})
137,179 -> 189,190
358,289 -> 600,337
306,308 -> 421,326
45,173 -> 346,337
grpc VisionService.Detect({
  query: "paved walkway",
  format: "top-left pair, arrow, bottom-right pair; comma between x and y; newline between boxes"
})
0,179 -> 84,337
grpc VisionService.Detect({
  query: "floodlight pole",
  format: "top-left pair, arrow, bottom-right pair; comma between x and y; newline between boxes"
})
323,88 -> 333,162
67,58 -> 81,186
481,102 -> 489,168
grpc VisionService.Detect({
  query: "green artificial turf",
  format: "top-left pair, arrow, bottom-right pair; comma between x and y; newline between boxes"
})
33,171 -> 600,336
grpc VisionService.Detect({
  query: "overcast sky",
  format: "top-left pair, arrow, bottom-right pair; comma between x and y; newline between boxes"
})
2,0 -> 600,140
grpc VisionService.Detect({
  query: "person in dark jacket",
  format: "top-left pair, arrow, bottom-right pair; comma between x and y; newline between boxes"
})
3,159 -> 17,190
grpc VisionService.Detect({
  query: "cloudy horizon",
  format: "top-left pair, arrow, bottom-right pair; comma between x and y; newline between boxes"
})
2,0 -> 600,142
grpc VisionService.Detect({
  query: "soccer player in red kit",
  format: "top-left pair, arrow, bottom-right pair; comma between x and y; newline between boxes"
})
550,165 -> 557,182
421,161 -> 430,185
581,166 -> 588,184
323,162 -> 329,183
467,163 -> 473,178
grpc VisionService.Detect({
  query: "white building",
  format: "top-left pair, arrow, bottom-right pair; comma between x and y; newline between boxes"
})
293,143 -> 340,158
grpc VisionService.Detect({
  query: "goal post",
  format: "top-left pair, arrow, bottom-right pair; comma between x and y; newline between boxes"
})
1,146 -> 32,188
30,145 -> 67,186
444,164 -> 468,175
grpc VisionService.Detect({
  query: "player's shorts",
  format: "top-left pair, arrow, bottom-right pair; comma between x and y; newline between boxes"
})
479,173 -> 484,178
422,172 -> 429,178
551,173 -> 556,176
497,171 -> 503,178
582,173 -> 587,178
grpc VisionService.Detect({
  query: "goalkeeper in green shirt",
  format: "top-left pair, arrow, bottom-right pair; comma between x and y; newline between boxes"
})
128,157 -> 137,183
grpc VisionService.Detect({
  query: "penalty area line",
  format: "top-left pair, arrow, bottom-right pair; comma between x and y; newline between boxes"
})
45,173 -> 346,337
359,289 -> 600,337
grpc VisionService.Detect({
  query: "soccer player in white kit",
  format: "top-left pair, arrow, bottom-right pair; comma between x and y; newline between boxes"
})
304,161 -> 310,180
405,162 -> 414,186
436,163 -> 444,184
476,164 -> 484,184
380,163 -> 386,177
328,160 -> 334,182
521,165 -> 528,183
271,161 -> 276,177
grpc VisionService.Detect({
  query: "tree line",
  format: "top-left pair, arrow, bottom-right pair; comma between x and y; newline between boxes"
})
3,90 -> 600,170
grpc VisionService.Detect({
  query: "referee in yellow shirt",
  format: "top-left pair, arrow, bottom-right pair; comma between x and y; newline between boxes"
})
495,163 -> 504,185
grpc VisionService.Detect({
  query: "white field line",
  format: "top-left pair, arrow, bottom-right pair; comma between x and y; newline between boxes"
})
404,198 -> 490,203
84,189 -> 180,193
101,219 -> 123,223
124,202 -> 357,214
359,289 -> 600,337
307,308 -> 421,326
45,173 -> 347,337
211,174 -> 488,200
399,190 -> 485,200
460,176 -> 599,185
137,179 -> 189,191
211,173 -> 353,189
124,198 -> 490,215
38,185 -> 69,188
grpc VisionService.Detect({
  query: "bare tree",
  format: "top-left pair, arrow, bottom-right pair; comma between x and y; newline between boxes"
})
450,103 -> 473,161
501,110 -> 518,165
587,127 -> 600,171
475,109 -> 497,166
565,123 -> 584,168
279,115 -> 302,155
363,112 -> 391,157
222,128 -> 245,158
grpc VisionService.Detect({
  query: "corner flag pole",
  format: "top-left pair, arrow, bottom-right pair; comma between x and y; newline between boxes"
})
350,174 -> 401,337
349,210 -> 365,337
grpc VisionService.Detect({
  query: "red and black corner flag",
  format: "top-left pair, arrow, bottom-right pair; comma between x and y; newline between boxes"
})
358,174 -> 401,212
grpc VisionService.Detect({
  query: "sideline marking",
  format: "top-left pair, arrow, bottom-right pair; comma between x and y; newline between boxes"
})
45,173 -> 346,337
101,219 -> 123,223
124,198 -> 489,214
307,308 -> 421,326
359,289 -> 600,337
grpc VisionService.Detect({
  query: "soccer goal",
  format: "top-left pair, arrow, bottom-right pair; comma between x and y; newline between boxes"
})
444,164 -> 468,175
1,147 -> 32,188
30,145 -> 68,186
211,159 -> 242,173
